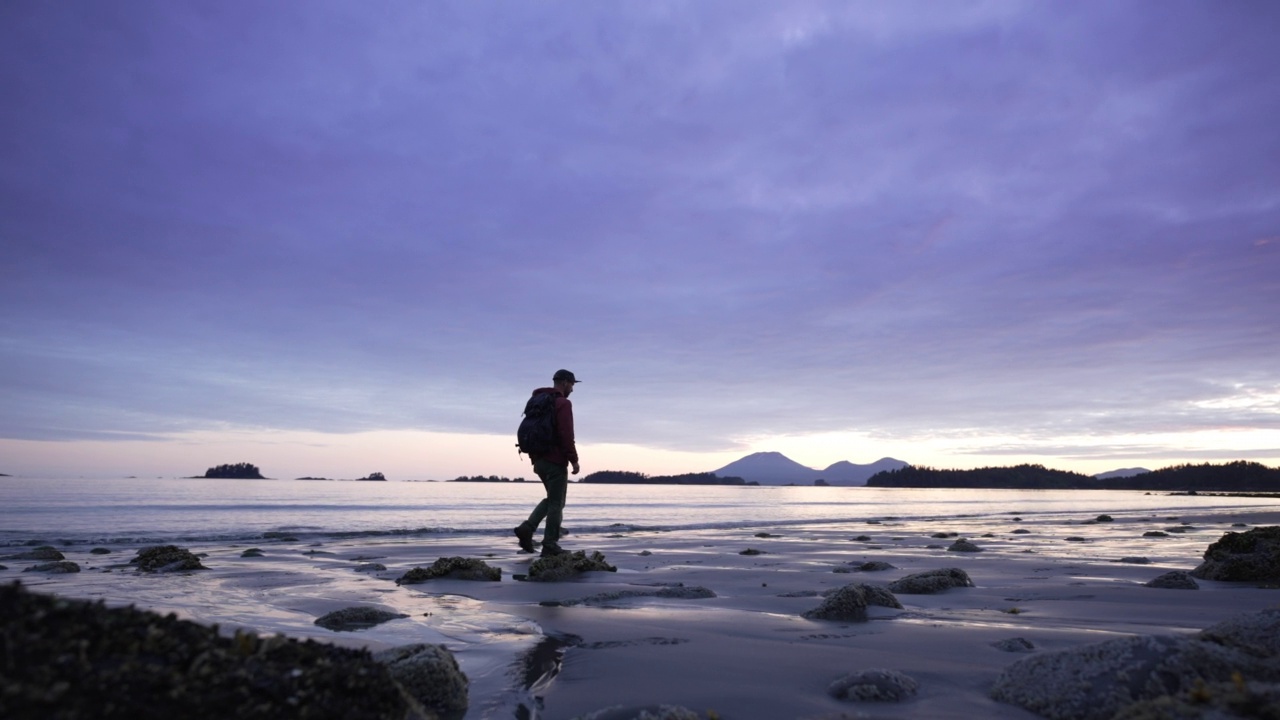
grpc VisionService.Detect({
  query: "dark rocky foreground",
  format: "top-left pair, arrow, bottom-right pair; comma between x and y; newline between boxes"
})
0,581 -> 452,720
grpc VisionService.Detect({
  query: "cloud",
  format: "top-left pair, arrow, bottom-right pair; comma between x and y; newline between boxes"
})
1,2 -> 1277,471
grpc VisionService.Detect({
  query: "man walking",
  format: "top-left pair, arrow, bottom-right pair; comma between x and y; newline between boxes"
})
515,369 -> 580,557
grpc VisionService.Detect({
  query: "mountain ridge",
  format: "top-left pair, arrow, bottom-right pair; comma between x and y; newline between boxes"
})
710,452 -> 907,486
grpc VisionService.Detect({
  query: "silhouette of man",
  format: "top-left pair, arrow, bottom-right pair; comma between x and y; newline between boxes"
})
514,369 -> 580,556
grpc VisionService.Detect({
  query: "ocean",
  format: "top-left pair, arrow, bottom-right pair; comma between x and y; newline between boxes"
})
2,476 -> 1274,549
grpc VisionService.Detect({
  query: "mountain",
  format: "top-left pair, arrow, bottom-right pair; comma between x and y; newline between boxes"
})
1094,467 -> 1151,480
711,452 -> 907,486
820,458 -> 910,485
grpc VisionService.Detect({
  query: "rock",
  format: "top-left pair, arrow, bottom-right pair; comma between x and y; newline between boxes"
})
638,550 -> 652,556
931,532 -> 958,538
1096,514 -> 1115,522
803,583 -> 902,621
557,586 -> 717,607
131,545 -> 206,572
1143,531 -> 1169,537
527,550 -> 617,582
888,568 -> 974,594
1012,528 -> 1032,534
739,548 -> 765,555
571,704 -> 702,720
1191,526 -> 1280,582
90,548 -> 111,555
0,581 -> 428,720
314,606 -> 409,632
1065,536 -> 1088,542
355,562 -> 387,572
1118,557 -> 1151,564
373,643 -> 469,717
827,668 -> 919,702
1146,571 -> 1199,589
23,561 -> 81,574
240,548 -> 265,558
947,539 -> 984,552
990,609 -> 1280,720
853,535 -> 872,541
6,545 -> 64,561
991,637 -> 1036,652
1113,680 -> 1280,719
396,556 -> 501,584
855,561 -> 896,571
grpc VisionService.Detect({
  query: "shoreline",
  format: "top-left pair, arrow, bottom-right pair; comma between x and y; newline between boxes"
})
7,505 -> 1280,719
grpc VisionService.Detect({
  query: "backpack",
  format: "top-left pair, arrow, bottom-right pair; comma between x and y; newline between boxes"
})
516,392 -> 558,456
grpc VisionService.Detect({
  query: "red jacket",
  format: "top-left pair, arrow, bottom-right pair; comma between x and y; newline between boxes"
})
529,387 -> 578,466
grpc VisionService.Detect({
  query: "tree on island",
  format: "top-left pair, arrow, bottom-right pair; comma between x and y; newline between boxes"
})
203,462 -> 265,479
451,474 -> 527,483
357,472 -> 387,481
867,461 -> 1279,492
580,470 -> 752,485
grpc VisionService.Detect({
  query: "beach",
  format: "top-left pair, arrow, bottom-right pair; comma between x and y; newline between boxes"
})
6,485 -> 1280,719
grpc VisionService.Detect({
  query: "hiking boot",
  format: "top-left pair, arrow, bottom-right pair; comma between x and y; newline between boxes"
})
540,544 -> 570,558
513,525 -> 535,553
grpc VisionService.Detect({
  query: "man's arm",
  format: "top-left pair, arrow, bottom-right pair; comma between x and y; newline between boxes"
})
557,398 -> 579,474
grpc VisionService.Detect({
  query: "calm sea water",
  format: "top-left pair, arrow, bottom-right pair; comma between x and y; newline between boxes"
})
2,477 -> 1276,549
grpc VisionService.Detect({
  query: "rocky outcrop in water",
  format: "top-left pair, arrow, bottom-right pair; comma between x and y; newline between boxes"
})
827,668 -> 919,702
23,561 -> 80,574
803,583 -> 902,621
887,568 -> 974,594
527,551 -> 617,582
4,545 -> 65,561
396,557 -> 501,584
1145,571 -> 1199,590
1191,526 -> 1280,582
314,606 -> 409,632
131,545 -> 206,573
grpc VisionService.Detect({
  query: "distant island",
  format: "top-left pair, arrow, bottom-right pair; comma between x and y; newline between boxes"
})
296,472 -> 387,482
866,461 -> 1280,492
202,462 -> 265,479
581,470 -> 755,486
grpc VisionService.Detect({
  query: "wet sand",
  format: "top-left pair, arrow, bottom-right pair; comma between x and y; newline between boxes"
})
9,506 -> 1280,719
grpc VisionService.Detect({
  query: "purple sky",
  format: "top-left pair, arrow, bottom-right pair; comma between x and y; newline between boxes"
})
2,1 -> 1278,478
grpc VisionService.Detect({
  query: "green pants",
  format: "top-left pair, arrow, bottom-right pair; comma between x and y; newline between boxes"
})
523,459 -> 568,548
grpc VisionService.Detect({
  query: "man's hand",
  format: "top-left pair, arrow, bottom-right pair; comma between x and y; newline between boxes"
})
571,461 -> 581,475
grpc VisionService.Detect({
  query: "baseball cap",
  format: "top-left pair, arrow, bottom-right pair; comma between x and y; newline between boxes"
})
553,369 -> 580,384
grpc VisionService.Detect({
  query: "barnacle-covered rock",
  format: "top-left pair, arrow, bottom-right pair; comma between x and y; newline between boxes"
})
396,556 -> 501,584
991,609 -> 1280,720
527,551 -> 617,582
314,606 -> 409,632
23,561 -> 80,574
887,568 -> 974,594
1145,571 -> 1199,590
0,581 -> 432,720
1191,526 -> 1280,582
131,545 -> 206,573
828,668 -> 919,701
6,545 -> 65,561
803,583 -> 902,621
373,643 -> 469,717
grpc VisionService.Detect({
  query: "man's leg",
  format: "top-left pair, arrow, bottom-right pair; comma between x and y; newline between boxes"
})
535,459 -> 569,551
516,464 -> 552,553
